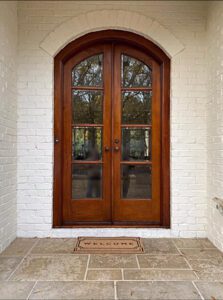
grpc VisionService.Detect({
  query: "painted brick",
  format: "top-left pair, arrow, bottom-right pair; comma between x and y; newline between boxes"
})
0,1 -> 17,252
207,2 -> 223,251
17,1 -> 208,239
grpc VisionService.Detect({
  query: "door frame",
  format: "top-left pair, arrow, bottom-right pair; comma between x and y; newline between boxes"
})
53,30 -> 170,228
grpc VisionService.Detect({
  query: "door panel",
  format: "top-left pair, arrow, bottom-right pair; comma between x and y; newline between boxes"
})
62,44 -> 112,224
113,45 -> 161,224
61,40 -> 162,225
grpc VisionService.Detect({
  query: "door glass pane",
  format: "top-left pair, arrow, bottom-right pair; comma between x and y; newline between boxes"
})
72,127 -> 102,161
72,54 -> 103,87
122,128 -> 151,161
72,90 -> 103,124
122,55 -> 152,88
121,165 -> 152,199
122,91 -> 152,124
72,164 -> 102,199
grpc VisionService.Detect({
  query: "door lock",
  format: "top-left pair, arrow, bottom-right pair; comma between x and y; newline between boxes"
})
55,137 -> 59,144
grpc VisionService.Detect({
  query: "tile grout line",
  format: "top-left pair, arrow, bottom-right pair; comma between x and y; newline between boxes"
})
172,239 -> 184,255
192,281 -> 205,300
26,281 -> 38,300
135,254 -> 140,269
84,254 -> 90,280
83,267 -> 197,270
6,239 -> 39,281
180,254 -> 193,270
114,280 -> 118,300
16,279 -> 217,282
121,268 -> 124,280
172,239 -> 194,271
178,244 -> 200,282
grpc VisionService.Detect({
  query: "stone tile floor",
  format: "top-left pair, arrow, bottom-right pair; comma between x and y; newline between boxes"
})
0,238 -> 223,299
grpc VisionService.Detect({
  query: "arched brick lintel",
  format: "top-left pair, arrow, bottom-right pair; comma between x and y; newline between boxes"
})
40,10 -> 185,58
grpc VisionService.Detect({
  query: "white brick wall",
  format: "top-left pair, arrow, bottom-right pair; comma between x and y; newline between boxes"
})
0,1 -> 17,252
207,2 -> 223,251
17,1 -> 208,238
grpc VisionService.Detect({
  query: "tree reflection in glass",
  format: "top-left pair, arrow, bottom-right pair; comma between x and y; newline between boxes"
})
72,54 -> 103,87
72,164 -> 102,199
122,55 -> 152,88
72,127 -> 102,161
72,90 -> 103,124
122,91 -> 152,124
122,128 -> 151,161
122,165 -> 152,199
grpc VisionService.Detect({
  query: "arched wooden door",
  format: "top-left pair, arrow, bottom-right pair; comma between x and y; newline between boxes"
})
54,31 -> 170,227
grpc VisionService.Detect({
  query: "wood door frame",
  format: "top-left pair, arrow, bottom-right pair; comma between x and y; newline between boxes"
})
53,30 -> 170,228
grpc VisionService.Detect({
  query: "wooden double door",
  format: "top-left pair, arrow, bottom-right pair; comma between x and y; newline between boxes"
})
54,31 -> 170,227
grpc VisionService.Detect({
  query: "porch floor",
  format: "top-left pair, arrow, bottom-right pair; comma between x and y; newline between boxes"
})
0,238 -> 223,299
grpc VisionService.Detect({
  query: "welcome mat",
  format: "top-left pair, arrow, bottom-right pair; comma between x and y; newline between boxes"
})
74,237 -> 144,254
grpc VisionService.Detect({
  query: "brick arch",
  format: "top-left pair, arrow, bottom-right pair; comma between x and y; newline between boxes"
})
40,10 -> 184,58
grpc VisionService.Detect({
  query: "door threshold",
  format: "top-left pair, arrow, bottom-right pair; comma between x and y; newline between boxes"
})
53,224 -> 169,229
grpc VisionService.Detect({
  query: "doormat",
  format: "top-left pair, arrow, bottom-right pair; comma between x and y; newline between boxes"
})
74,237 -> 144,254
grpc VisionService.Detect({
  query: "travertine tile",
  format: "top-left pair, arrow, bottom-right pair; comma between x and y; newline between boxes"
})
116,281 -> 201,299
174,238 -> 215,249
188,257 -> 223,281
86,269 -> 122,280
180,248 -> 223,259
29,281 -> 115,299
0,281 -> 34,300
31,238 -> 76,254
195,281 -> 223,299
137,255 -> 189,269
123,269 -> 197,280
0,238 -> 37,257
142,239 -> 179,254
11,255 -> 88,281
89,254 -> 138,268
0,257 -> 22,280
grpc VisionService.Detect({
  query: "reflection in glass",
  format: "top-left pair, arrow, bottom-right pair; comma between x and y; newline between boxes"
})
72,54 -> 103,87
72,164 -> 102,199
72,127 -> 102,160
122,165 -> 152,199
72,90 -> 103,124
122,128 -> 151,161
122,55 -> 152,87
122,91 -> 152,124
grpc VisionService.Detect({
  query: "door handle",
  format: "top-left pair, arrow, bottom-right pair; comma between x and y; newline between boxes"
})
104,146 -> 110,152
114,146 -> 119,151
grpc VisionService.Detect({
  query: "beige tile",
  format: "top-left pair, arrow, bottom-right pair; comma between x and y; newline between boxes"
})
123,269 -> 197,280
142,239 -> 179,254
180,248 -> 223,259
31,238 -> 76,254
11,255 -> 88,281
174,238 -> 216,249
29,281 -> 115,299
0,281 -> 35,300
89,254 -> 138,268
195,272 -> 223,281
0,257 -> 22,280
188,257 -> 223,281
116,281 -> 201,299
86,269 -> 122,280
137,255 -> 189,269
0,238 -> 37,257
195,281 -> 223,299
